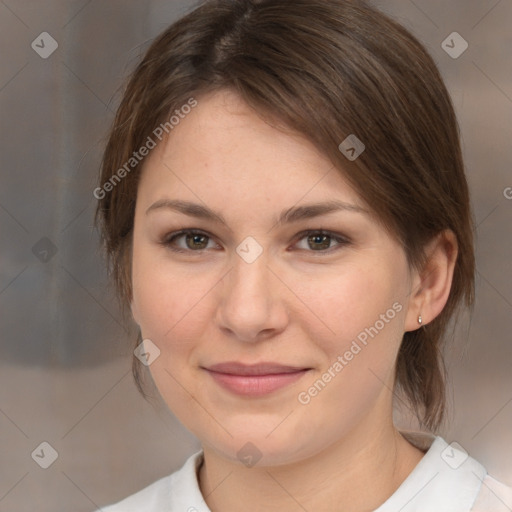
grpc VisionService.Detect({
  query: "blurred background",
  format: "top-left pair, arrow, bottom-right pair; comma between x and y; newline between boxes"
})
0,0 -> 511,510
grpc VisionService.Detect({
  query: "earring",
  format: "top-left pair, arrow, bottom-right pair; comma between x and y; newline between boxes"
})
418,315 -> 422,325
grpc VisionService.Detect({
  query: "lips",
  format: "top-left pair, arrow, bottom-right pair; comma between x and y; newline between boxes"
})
206,361 -> 310,375
202,361 -> 311,396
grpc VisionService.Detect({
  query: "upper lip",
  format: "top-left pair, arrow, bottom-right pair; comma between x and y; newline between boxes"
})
204,362 -> 310,376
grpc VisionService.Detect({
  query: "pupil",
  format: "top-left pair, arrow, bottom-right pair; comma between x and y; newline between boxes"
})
308,234 -> 330,250
186,233 -> 207,249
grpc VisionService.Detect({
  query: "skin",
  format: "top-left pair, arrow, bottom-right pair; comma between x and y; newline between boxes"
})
130,90 -> 458,512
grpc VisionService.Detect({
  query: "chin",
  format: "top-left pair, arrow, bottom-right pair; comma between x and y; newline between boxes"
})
199,413 -> 324,468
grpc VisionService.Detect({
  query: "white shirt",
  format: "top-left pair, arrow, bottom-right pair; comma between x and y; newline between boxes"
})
99,432 -> 512,511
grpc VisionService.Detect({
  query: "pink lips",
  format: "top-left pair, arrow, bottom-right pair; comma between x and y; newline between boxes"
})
203,362 -> 310,397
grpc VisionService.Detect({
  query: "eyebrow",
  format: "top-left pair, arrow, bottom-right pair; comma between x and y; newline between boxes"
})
145,199 -> 369,226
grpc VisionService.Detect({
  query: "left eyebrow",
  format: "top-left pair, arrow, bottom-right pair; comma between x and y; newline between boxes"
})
145,199 -> 369,225
276,200 -> 369,225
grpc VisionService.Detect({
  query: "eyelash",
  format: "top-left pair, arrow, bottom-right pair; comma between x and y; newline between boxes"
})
159,229 -> 351,255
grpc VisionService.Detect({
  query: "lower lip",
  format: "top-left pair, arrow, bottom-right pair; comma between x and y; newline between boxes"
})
205,369 -> 310,397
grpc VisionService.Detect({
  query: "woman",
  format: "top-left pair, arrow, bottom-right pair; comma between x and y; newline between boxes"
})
95,0 -> 512,510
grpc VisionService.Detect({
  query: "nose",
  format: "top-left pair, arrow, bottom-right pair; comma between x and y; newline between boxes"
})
215,254 -> 289,343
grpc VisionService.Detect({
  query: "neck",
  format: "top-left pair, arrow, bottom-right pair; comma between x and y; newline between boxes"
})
198,420 -> 425,512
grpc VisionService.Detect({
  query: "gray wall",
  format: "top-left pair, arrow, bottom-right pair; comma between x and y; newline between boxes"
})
0,1 -> 511,510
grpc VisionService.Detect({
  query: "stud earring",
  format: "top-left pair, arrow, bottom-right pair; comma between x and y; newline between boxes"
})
418,315 -> 422,325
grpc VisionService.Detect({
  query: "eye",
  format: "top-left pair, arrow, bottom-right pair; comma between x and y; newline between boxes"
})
160,229 -> 349,254
294,230 -> 350,252
161,229 -> 219,252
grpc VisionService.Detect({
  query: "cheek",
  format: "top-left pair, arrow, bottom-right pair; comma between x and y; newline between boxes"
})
130,250 -> 217,430
295,259 -> 405,350
294,259 -> 407,403
131,242 -> 214,349
132,271 -> 213,345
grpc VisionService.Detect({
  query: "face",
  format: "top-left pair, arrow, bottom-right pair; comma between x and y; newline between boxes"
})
131,90 -> 414,466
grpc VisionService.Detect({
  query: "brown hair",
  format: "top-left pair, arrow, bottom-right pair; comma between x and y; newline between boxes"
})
96,0 -> 475,432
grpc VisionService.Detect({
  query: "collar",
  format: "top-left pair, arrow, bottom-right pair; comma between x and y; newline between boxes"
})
174,432 -> 487,512
374,431 -> 487,511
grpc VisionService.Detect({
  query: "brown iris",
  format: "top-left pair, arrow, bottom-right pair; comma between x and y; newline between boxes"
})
186,233 -> 209,250
307,233 -> 331,250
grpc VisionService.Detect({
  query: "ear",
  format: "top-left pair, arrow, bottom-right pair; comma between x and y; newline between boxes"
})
404,229 -> 458,332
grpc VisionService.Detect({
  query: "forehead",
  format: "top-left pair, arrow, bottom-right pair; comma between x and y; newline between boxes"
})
138,90 -> 365,211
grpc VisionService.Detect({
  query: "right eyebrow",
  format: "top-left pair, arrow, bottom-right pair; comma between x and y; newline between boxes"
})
145,199 -> 229,226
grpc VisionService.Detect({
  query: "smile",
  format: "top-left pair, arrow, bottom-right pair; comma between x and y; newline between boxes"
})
202,362 -> 311,397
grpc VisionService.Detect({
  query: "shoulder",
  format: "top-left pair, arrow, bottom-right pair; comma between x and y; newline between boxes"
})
471,474 -> 512,512
97,450 -> 208,512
